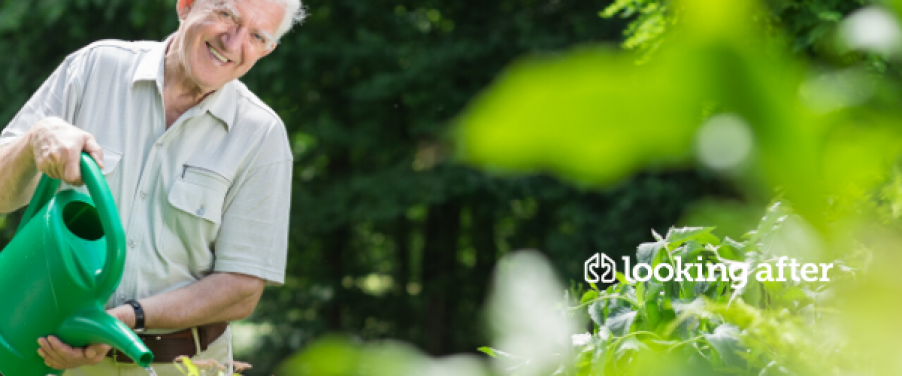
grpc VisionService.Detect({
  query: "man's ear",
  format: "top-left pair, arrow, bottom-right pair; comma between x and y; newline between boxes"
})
177,0 -> 195,19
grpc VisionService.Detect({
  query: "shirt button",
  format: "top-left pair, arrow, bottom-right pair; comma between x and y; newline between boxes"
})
155,142 -> 163,148
128,240 -> 136,248
140,191 -> 147,199
196,208 -> 205,216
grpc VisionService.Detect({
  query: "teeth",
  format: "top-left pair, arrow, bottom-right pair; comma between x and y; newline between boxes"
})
208,44 -> 228,63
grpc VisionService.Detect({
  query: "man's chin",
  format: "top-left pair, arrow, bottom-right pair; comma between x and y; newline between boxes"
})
180,67 -> 220,90
192,76 -> 228,93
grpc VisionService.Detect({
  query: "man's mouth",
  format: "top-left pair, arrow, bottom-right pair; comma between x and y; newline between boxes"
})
207,42 -> 230,64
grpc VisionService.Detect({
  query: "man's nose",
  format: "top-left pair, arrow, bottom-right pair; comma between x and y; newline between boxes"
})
222,26 -> 249,54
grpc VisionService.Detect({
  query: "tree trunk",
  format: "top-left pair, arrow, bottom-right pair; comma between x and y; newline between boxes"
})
471,202 -> 497,306
323,225 -> 351,330
394,215 -> 412,339
421,200 -> 460,355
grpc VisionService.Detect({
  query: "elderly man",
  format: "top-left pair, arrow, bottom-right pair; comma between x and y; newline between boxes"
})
0,0 -> 304,374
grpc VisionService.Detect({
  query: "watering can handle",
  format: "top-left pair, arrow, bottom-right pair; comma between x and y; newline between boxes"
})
16,152 -> 126,297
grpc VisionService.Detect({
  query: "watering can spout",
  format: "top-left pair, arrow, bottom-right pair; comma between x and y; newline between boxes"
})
57,310 -> 153,367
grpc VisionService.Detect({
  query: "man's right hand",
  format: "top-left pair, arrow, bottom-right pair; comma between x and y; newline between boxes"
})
27,117 -> 104,186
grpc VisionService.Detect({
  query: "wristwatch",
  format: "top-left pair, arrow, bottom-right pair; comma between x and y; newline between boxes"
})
124,299 -> 146,334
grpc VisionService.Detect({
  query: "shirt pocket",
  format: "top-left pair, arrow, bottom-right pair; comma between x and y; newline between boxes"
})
161,165 -> 231,269
100,148 -> 123,175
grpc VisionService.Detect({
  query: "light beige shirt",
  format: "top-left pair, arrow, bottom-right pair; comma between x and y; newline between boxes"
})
0,39 -> 292,323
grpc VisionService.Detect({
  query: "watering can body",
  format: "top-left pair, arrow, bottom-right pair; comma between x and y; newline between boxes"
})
0,153 -> 153,376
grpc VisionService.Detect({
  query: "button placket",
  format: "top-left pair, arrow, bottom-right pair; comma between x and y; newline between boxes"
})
121,129 -> 168,300
126,232 -> 143,249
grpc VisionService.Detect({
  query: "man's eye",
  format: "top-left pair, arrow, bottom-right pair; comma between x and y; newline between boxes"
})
219,11 -> 232,19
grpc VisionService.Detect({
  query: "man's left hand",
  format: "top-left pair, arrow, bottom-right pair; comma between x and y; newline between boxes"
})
37,336 -> 110,370
36,307 -> 130,370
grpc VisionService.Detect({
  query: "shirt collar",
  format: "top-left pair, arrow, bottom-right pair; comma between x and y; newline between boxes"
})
131,34 -> 237,132
131,35 -> 168,87
199,82 -> 238,131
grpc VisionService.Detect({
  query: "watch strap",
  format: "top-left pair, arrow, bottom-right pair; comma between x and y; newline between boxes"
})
124,299 -> 145,333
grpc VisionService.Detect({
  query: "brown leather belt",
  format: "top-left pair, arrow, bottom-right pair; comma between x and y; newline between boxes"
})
108,322 -> 228,363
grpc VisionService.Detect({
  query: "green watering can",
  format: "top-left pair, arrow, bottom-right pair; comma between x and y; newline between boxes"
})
0,153 -> 153,375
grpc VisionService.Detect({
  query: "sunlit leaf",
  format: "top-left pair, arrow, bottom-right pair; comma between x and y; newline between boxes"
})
637,241 -> 666,265
605,307 -> 638,336
703,324 -> 747,368
665,226 -> 716,246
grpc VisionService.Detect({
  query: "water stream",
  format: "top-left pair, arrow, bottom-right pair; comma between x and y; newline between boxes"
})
145,366 -> 158,376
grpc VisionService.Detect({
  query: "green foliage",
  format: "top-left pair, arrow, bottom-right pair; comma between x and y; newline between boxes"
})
601,0 -> 870,57
274,335 -> 491,376
456,46 -> 698,186
173,357 -> 235,376
0,0 -> 177,124
278,204 -> 863,376
567,204 -> 855,375
457,0 -> 902,227
454,0 -> 902,374
600,0 -> 670,56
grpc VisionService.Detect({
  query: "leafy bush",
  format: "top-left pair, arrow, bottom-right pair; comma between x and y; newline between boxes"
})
565,202 -> 859,375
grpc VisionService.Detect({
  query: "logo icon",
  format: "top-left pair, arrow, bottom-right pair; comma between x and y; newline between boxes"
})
585,253 -> 616,283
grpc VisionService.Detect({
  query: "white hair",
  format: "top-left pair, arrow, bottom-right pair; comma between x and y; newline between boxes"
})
270,0 -> 307,41
193,0 -> 307,41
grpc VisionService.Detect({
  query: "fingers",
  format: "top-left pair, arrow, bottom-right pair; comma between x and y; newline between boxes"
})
83,135 -> 104,171
85,343 -> 111,362
63,143 -> 83,186
37,337 -> 68,369
38,336 -> 78,370
37,336 -> 108,370
28,117 -> 104,186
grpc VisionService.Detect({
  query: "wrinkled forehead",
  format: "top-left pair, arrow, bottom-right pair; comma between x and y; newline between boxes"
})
198,0 -> 285,23
195,0 -> 235,11
194,0 -> 285,33
197,0 -> 278,13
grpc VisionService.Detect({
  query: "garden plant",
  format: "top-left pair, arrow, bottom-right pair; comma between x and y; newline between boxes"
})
562,203 -> 859,375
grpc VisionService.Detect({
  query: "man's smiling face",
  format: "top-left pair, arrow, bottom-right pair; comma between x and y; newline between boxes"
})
174,0 -> 285,93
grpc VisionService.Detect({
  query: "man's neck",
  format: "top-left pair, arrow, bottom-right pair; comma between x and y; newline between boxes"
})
162,39 -> 216,128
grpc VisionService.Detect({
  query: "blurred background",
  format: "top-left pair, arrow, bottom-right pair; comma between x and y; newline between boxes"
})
1,0 -> 893,375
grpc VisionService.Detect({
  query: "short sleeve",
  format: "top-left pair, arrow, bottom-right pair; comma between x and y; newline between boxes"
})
213,159 -> 292,285
0,51 -> 87,147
